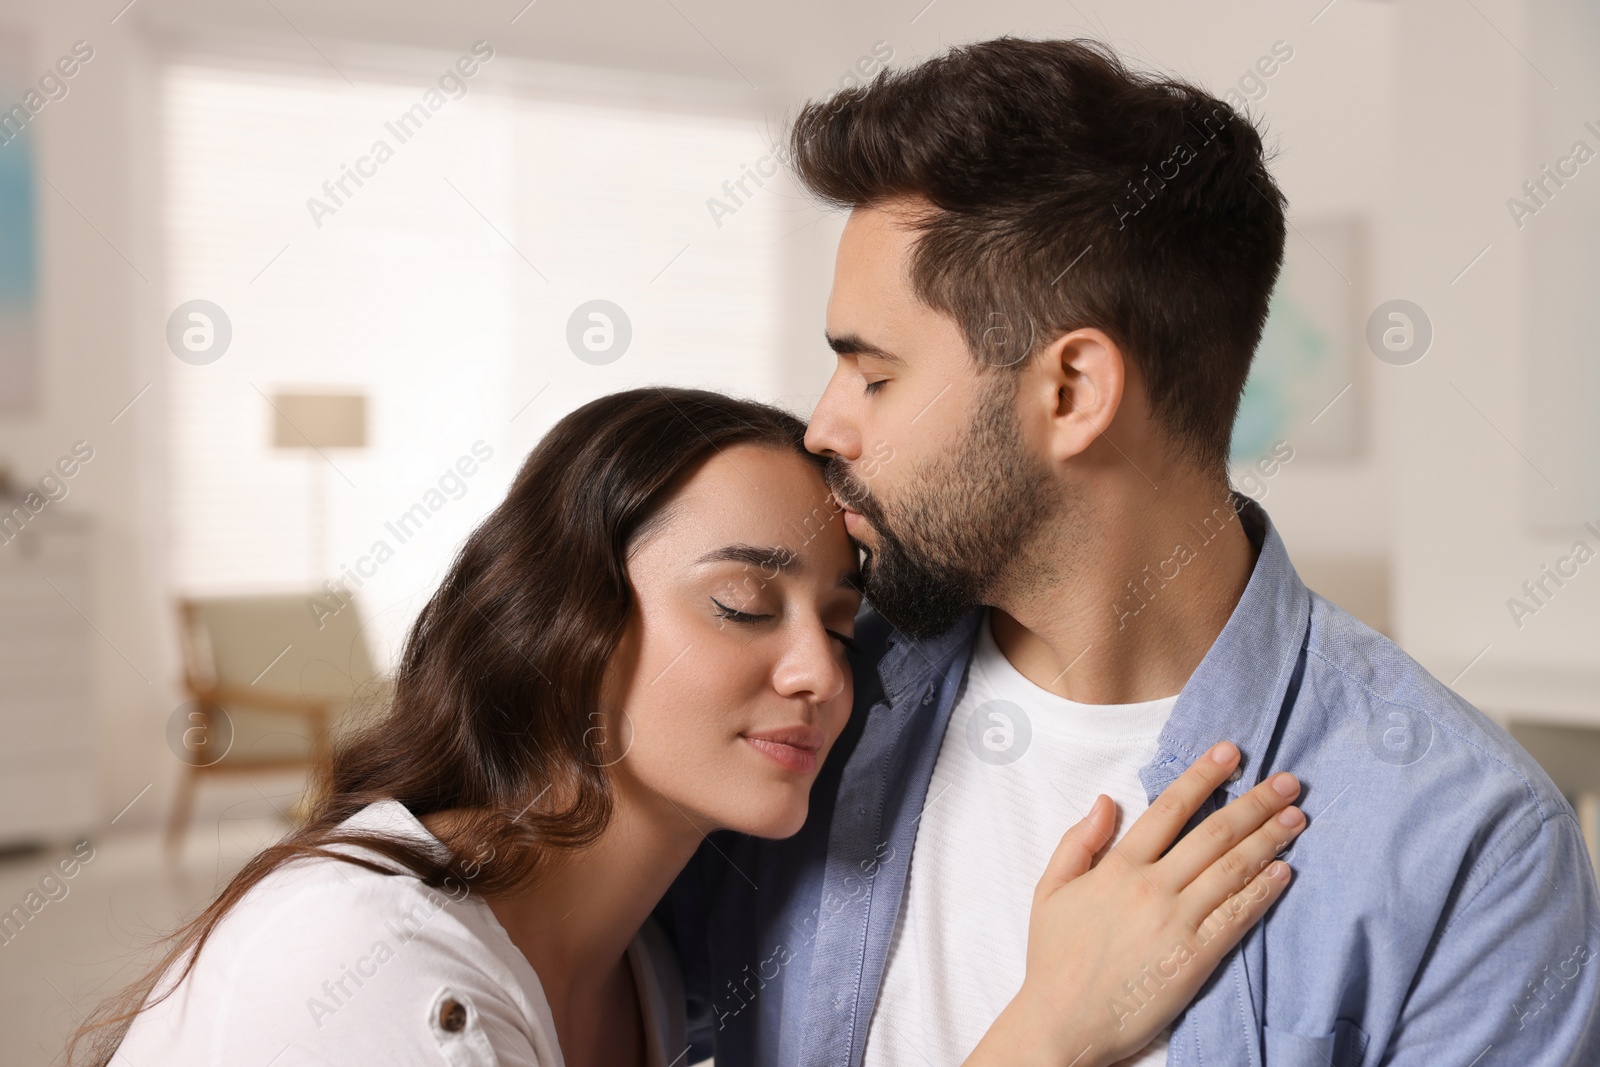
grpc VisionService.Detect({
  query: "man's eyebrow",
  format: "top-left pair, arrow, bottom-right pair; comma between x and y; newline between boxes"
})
825,331 -> 904,365
695,544 -> 803,573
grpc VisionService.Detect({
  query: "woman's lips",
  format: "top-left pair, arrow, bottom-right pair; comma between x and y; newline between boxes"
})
741,726 -> 825,775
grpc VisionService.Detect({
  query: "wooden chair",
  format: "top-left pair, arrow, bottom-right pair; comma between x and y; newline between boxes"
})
167,594 -> 383,850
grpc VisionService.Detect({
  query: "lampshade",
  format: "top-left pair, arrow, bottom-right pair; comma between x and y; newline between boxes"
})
271,393 -> 367,450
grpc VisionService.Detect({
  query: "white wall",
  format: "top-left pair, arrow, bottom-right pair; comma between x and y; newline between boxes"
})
0,3 -> 168,834
1389,0 -> 1600,721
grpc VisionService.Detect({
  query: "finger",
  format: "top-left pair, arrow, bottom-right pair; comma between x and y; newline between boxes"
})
1118,742 -> 1242,863
1156,770 -> 1301,889
1179,803 -> 1305,926
1182,859 -> 1292,968
1035,794 -> 1115,899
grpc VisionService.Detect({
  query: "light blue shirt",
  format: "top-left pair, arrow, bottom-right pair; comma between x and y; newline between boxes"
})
657,499 -> 1600,1066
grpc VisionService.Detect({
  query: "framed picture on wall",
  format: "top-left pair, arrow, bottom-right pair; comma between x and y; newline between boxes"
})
0,30 -> 39,414
1231,217 -> 1364,464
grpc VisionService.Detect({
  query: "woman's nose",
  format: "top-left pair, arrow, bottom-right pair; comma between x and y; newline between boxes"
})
772,623 -> 848,705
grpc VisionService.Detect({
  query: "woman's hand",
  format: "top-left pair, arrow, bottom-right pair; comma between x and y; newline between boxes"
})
966,741 -> 1303,1067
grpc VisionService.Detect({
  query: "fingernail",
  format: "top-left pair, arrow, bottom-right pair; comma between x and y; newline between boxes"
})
1211,742 -> 1238,764
1276,806 -> 1304,827
1271,772 -> 1299,797
1268,860 -> 1289,880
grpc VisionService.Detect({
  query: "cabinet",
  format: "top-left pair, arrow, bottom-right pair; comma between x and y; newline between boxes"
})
0,510 -> 95,846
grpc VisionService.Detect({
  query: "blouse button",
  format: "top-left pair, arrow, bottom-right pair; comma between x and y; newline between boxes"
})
438,998 -> 467,1033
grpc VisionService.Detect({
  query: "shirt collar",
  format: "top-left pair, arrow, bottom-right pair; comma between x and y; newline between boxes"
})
875,607 -> 983,703
1143,495 -> 1311,799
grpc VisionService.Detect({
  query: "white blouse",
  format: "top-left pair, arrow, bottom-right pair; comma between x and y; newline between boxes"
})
114,799 -> 687,1066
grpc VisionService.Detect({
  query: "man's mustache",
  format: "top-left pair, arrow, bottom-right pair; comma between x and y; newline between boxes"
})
823,458 -> 881,518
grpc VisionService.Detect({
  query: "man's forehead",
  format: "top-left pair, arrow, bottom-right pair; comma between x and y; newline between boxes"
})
830,242 -> 921,334
837,205 -> 921,270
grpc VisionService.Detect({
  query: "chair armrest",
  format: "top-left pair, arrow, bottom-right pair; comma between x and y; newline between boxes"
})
188,681 -> 332,717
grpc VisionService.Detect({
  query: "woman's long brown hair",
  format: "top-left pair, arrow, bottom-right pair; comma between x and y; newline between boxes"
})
68,387 -> 814,1064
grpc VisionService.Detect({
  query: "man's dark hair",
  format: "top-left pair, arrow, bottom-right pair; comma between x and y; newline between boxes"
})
789,36 -> 1288,471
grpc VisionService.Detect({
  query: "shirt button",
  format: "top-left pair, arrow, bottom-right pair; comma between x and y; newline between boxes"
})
438,998 -> 467,1032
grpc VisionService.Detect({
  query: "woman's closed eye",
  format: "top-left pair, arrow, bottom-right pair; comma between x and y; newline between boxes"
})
710,596 -> 769,624
711,597 -> 856,650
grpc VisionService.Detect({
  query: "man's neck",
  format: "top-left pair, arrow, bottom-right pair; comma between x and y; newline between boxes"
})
989,476 -> 1258,705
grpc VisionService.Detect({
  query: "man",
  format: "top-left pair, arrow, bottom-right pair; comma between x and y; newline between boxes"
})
657,37 -> 1600,1066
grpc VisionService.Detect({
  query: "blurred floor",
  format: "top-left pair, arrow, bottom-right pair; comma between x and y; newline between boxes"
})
0,809 -> 291,1067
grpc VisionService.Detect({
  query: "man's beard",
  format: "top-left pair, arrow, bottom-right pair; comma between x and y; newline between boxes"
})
825,373 -> 1058,640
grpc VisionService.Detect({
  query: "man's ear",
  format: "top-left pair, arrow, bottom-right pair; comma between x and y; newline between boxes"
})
1030,327 -> 1126,464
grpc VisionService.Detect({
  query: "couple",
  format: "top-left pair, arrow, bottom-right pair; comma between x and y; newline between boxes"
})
79,36 -> 1600,1067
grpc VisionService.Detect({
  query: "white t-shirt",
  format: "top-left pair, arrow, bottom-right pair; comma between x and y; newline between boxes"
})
114,799 -> 686,1067
863,612 -> 1178,1067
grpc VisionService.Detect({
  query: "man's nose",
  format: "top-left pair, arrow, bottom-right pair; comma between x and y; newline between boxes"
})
805,368 -> 861,460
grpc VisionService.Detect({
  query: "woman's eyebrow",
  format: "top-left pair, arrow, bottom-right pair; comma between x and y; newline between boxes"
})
695,544 -> 801,573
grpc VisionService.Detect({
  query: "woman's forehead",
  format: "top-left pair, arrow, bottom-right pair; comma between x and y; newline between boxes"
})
654,446 -> 853,571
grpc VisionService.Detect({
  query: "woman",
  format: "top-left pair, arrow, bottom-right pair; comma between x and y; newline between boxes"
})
74,388 -> 1303,1067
